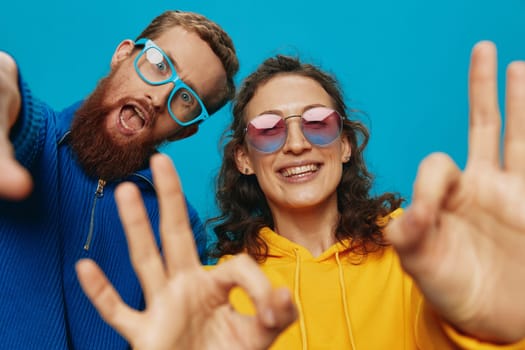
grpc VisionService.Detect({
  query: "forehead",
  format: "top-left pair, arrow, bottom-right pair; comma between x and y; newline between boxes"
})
152,26 -> 226,101
245,74 -> 334,118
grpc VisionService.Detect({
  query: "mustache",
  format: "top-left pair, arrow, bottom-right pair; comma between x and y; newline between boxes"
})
110,96 -> 158,125
69,73 -> 162,181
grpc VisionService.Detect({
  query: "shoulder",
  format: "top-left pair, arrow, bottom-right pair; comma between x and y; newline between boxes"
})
57,100 -> 84,137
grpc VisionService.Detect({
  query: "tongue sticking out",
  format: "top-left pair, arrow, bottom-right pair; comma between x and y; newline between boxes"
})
120,106 -> 145,131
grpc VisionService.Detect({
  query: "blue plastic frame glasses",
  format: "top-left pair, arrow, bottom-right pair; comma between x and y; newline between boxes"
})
133,38 -> 210,126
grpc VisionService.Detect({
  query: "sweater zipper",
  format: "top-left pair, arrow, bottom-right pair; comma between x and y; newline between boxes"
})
83,179 -> 106,251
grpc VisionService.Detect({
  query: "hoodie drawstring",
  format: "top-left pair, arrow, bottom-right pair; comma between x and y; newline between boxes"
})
293,248 -> 308,350
335,251 -> 357,350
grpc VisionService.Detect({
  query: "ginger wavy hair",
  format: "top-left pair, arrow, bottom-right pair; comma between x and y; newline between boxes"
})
136,10 -> 238,114
209,55 -> 403,262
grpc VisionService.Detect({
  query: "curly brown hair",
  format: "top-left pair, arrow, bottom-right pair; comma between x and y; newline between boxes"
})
209,55 -> 403,262
135,10 -> 239,114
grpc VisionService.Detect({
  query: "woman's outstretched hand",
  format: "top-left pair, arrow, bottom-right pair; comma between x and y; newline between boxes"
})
386,41 -> 525,344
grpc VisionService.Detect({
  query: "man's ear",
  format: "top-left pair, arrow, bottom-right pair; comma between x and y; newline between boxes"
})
167,125 -> 199,141
110,39 -> 135,69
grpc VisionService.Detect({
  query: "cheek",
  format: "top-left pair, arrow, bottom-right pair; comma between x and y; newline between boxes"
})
323,147 -> 345,177
107,68 -> 139,96
154,117 -> 180,139
250,152 -> 272,173
251,155 -> 276,189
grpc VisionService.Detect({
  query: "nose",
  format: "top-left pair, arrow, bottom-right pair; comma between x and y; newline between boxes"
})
281,117 -> 312,154
145,83 -> 173,111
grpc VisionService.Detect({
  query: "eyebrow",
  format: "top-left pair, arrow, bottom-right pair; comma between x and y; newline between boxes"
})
166,52 -> 179,70
255,103 -> 328,118
165,51 -> 202,95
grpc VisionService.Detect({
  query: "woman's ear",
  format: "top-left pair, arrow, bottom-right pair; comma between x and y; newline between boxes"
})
110,39 -> 135,69
234,145 -> 254,175
341,133 -> 352,163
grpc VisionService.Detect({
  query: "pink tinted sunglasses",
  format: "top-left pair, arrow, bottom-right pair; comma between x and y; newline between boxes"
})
245,106 -> 343,153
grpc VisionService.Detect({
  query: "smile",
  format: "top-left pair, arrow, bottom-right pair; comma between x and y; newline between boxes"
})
280,163 -> 320,177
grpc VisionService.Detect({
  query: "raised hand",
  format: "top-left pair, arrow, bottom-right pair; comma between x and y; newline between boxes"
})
386,41 -> 525,344
76,154 -> 297,350
0,51 -> 32,200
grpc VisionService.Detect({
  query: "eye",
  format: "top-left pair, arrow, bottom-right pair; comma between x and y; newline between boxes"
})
303,120 -> 327,129
155,61 -> 168,73
179,90 -> 194,105
302,107 -> 337,129
249,116 -> 285,136
145,48 -> 171,76
259,124 -> 285,136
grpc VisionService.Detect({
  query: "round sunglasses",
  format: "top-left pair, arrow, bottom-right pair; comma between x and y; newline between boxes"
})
245,106 -> 343,153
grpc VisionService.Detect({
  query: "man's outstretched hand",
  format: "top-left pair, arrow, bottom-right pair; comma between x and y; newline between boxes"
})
0,51 -> 32,200
76,154 -> 297,350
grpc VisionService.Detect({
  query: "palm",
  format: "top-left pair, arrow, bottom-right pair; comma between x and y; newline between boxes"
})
426,164 -> 525,321
142,266 -> 296,350
387,42 -> 525,343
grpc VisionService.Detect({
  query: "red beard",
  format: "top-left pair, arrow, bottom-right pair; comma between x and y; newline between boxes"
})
69,73 -> 162,181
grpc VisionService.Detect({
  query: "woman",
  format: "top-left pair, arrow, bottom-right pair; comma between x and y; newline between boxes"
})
77,41 -> 525,349
209,54 -> 408,349
209,46 -> 524,348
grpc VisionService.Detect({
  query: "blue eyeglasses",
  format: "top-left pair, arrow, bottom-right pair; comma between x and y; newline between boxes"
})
134,38 -> 210,126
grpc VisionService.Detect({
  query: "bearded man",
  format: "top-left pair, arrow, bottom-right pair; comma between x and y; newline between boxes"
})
0,10 -> 238,349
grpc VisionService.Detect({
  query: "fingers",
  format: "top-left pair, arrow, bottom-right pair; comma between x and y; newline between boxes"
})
386,153 -> 461,259
503,61 -> 525,174
250,287 -> 297,350
115,182 -> 166,301
467,41 -> 501,168
260,287 -> 297,331
75,259 -> 141,341
212,254 -> 297,347
212,254 -> 273,299
150,153 -> 200,273
0,53 -> 30,199
0,141 -> 32,200
212,254 -> 296,324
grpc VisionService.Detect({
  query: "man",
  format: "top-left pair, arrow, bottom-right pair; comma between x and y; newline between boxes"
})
0,10 -> 238,349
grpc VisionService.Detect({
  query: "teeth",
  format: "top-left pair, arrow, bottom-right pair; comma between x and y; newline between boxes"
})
120,114 -> 131,130
133,106 -> 145,121
119,106 -> 146,131
281,164 -> 319,177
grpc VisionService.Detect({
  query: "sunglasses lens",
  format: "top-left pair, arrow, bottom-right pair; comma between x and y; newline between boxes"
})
302,107 -> 342,146
246,114 -> 287,153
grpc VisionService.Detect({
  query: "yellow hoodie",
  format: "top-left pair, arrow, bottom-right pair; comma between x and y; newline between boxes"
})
220,212 -> 525,349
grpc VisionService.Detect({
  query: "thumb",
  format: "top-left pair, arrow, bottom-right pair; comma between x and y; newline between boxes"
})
0,153 -> 33,200
253,287 -> 297,350
385,153 -> 460,274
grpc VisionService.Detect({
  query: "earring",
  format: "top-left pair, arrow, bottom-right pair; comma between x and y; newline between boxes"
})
343,156 -> 350,163
244,168 -> 250,174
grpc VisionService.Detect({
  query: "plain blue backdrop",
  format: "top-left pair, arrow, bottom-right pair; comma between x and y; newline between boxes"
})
2,1 -> 524,223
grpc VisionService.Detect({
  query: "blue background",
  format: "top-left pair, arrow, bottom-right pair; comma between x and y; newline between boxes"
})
2,1 -> 524,222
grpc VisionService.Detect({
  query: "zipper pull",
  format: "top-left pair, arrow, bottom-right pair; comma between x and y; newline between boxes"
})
95,179 -> 106,197
83,179 -> 107,251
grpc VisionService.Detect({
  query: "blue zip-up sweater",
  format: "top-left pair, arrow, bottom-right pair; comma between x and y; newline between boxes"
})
0,72 -> 207,349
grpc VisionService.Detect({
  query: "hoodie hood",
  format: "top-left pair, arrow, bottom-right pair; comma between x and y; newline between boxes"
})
260,206 -> 404,263
224,208 -> 404,350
